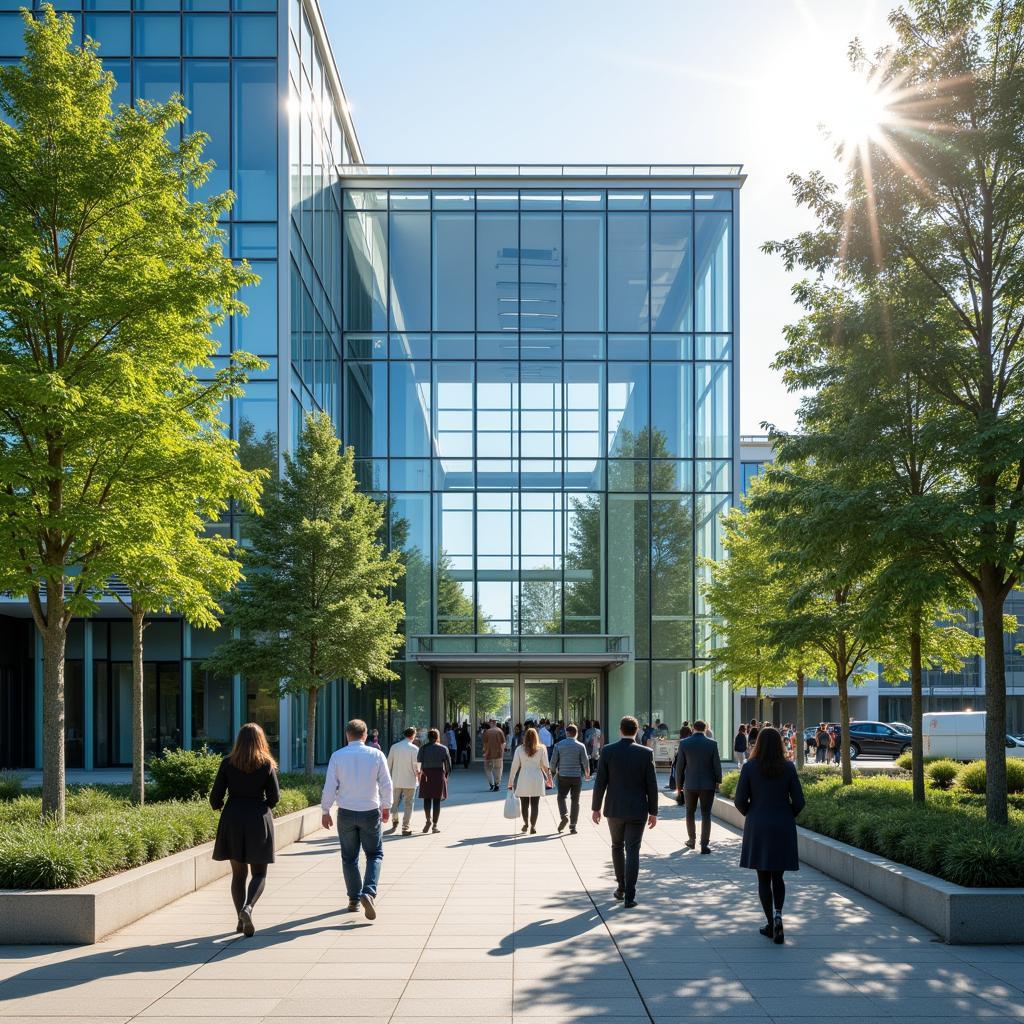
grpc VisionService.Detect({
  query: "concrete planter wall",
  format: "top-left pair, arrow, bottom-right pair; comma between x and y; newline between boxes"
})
710,795 -> 1024,944
0,804 -> 324,945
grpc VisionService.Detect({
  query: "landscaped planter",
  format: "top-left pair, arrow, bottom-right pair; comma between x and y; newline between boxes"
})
708,795 -> 1024,944
0,804 -> 323,945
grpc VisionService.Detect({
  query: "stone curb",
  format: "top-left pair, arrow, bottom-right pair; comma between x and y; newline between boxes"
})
698,793 -> 1024,944
0,804 -> 324,945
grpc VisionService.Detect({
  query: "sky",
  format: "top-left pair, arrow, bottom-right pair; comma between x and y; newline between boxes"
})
321,0 -> 897,436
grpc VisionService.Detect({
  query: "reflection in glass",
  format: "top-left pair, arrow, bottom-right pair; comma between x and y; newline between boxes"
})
651,212 -> 693,331
344,211 -> 387,330
432,212 -> 474,329
607,362 -> 648,457
389,212 -> 430,331
476,212 -> 518,331
520,212 -> 561,332
651,361 -> 693,458
389,361 -> 432,458
695,362 -> 731,458
651,494 -> 694,657
184,60 -> 229,200
232,61 -> 276,220
608,213 -> 649,331
695,212 -> 731,331
564,213 -> 605,331
345,361 -> 387,456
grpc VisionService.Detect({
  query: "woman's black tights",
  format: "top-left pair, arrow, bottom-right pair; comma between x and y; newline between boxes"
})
229,860 -> 267,912
520,795 -> 539,827
756,870 -> 785,922
423,797 -> 441,824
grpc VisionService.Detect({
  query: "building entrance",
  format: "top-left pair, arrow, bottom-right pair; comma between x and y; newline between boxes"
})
439,674 -> 599,761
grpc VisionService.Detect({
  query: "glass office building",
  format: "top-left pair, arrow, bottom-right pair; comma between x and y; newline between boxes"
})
0,0 -> 743,770
339,172 -> 741,751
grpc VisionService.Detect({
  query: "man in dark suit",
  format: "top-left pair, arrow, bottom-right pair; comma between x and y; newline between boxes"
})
591,715 -> 659,908
676,719 -> 722,854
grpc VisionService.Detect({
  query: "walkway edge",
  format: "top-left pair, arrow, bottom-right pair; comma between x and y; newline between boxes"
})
0,805 -> 324,945
706,794 -> 1024,944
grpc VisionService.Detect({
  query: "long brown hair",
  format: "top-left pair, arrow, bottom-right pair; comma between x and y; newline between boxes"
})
229,722 -> 277,773
523,726 -> 539,756
750,726 -> 786,778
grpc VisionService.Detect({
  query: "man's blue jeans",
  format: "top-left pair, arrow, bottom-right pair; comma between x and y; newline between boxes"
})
337,808 -> 383,900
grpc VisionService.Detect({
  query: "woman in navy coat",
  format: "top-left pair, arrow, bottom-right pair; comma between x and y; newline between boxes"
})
734,726 -> 805,944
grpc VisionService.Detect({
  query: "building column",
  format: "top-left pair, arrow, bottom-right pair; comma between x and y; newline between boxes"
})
181,622 -> 192,750
232,673 -> 243,740
34,627 -> 43,770
278,692 -> 291,773
83,621 -> 94,771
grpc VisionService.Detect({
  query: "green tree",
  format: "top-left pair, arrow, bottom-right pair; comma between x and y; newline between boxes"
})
0,8 -> 256,820
207,413 -> 405,777
768,0 -> 1024,822
105,427 -> 262,804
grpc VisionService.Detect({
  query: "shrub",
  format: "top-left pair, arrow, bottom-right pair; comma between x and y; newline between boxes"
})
926,759 -> 960,790
719,771 -> 740,798
0,771 -> 24,801
148,746 -> 222,801
957,761 -> 987,794
940,826 -> 1024,888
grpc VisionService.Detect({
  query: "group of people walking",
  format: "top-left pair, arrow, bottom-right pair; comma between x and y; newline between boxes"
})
208,715 -> 805,945
734,720 -> 814,764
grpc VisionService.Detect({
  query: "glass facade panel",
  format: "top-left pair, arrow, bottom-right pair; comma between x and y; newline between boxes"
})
651,212 -> 693,331
607,213 -> 649,332
184,13 -> 228,55
432,212 -> 474,330
563,213 -> 604,331
476,212 -> 518,331
389,211 -> 430,331
134,14 -> 180,56
520,212 -> 561,332
231,60 -> 276,219
695,212 -> 731,331
184,60 -> 229,199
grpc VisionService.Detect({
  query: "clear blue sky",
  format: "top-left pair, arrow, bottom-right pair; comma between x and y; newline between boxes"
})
322,0 -> 896,435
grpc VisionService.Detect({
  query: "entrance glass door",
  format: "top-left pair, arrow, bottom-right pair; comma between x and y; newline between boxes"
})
439,675 -> 599,762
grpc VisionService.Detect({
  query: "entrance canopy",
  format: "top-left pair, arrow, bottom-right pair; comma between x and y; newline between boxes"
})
410,634 -> 631,671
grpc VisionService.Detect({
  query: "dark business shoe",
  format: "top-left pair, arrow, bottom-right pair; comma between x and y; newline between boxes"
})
432,825 -> 440,833
700,846 -> 711,855
685,838 -> 696,850
759,922 -> 774,939
422,820 -> 431,833
360,895 -> 377,921
624,898 -> 638,909
402,828 -> 412,835
613,888 -> 625,901
239,904 -> 255,937
346,898 -> 359,913
773,912 -> 785,944
235,914 -> 244,933
558,816 -> 568,832
569,825 -> 577,834
387,821 -> 398,834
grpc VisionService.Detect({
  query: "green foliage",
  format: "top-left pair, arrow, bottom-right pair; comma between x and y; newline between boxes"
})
0,781 -> 320,889
148,746 -> 223,802
958,760 -> 1024,796
795,773 -> 1024,887
0,771 -> 24,801
719,771 -> 740,798
208,413 -> 405,776
925,759 -> 960,791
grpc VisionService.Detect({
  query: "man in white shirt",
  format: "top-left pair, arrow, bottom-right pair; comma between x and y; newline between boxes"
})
538,720 -> 554,758
386,726 -> 420,835
321,719 -> 393,920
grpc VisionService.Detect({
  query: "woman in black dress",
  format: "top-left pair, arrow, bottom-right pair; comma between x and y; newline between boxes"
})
210,723 -> 280,937
734,726 -> 805,945
417,727 -> 451,833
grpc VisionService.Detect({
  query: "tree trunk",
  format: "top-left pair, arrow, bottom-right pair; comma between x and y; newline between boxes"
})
755,681 -> 762,723
980,586 -> 1008,826
837,669 -> 853,786
795,668 -> 805,770
909,625 -> 925,804
39,585 -> 68,823
305,686 -> 318,778
131,605 -> 146,805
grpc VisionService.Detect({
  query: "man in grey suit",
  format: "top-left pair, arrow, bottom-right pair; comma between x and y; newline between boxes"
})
676,719 -> 722,854
550,723 -> 590,834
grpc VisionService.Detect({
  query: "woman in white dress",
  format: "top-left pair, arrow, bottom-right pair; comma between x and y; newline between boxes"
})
508,726 -> 551,834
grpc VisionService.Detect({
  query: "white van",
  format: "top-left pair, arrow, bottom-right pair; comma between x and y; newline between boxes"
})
922,711 -> 1024,761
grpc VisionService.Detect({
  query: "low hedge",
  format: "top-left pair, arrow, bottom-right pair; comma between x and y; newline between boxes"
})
148,746 -> 223,801
0,782 -> 318,890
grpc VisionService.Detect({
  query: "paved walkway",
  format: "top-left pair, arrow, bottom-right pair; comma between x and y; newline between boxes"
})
2,771 -> 1023,1023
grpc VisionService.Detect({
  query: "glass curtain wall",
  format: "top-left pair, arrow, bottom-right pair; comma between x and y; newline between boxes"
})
342,185 -> 736,743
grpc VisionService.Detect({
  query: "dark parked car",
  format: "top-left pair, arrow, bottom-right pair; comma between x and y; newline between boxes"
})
803,721 -> 912,760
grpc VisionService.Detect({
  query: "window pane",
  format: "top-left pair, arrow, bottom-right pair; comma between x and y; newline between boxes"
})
608,213 -> 649,331
183,13 -> 228,54
232,13 -> 275,56
651,494 -> 694,657
133,59 -> 180,105
609,495 -> 649,658
607,362 -> 648,457
84,12 -> 130,55
236,381 -> 278,476
695,212 -> 731,331
388,211 -> 430,331
695,362 -> 731,458
651,361 -> 693,458
389,361 -> 432,458
434,362 -> 473,460
563,212 -> 604,331
432,212 -> 474,329
476,211 -> 517,331
391,494 -> 431,640
345,362 -> 387,457
520,212 -> 561,332
235,260 -> 277,355
232,61 -> 276,220
106,58 -> 131,109
134,14 -> 180,56
343,210 -> 387,330
184,60 -> 228,200
651,212 -> 693,332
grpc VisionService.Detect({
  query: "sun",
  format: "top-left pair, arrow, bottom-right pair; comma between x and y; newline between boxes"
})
822,70 -> 895,157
